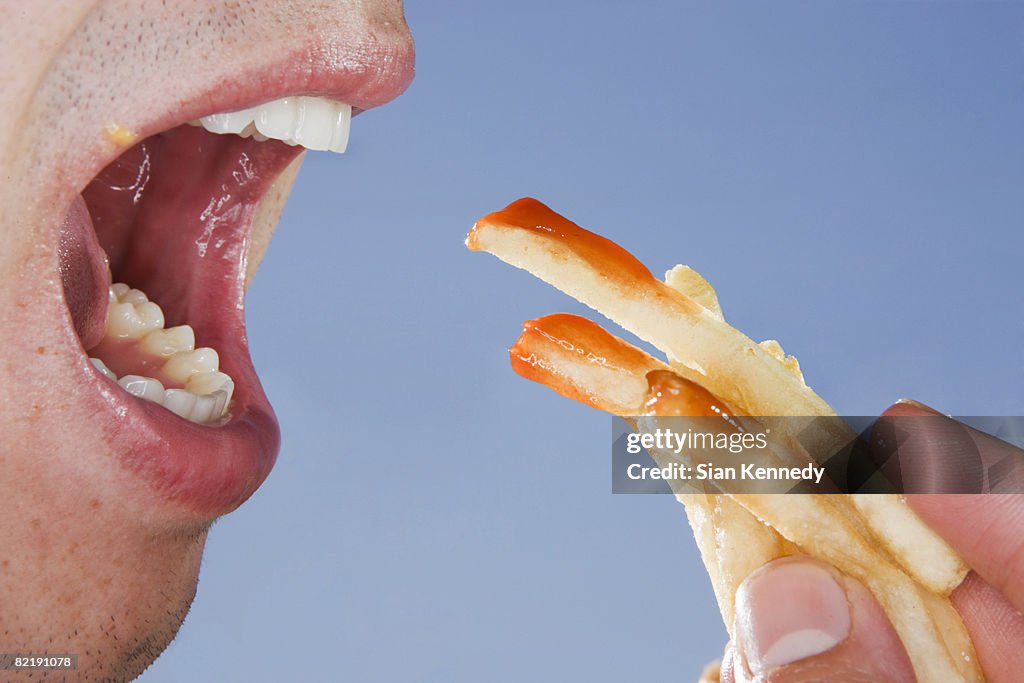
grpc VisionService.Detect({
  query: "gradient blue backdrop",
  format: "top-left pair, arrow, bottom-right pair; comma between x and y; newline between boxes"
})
140,2 -> 1023,681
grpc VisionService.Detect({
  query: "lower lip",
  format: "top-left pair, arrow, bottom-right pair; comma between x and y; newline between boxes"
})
98,360 -> 280,517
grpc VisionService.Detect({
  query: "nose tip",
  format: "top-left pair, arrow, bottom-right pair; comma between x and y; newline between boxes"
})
385,31 -> 417,102
377,3 -> 417,91
349,1 -> 416,107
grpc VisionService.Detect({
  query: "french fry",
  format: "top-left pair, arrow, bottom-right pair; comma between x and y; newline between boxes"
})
636,363 -> 975,679
510,313 -> 979,681
510,313 -> 671,415
510,313 -> 783,630
698,659 -> 722,683
666,256 -> 967,595
664,265 -> 723,321
696,492 -> 788,629
466,197 -> 841,447
471,198 -> 981,681
851,493 -> 966,595
468,197 -> 967,592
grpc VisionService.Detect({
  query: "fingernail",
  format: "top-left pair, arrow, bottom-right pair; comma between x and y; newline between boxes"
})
734,558 -> 851,674
889,398 -> 945,416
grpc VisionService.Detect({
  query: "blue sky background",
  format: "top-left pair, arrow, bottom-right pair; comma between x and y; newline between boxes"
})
140,2 -> 1023,680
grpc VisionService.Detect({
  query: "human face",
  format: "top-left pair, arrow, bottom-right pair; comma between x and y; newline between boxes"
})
0,1 -> 413,679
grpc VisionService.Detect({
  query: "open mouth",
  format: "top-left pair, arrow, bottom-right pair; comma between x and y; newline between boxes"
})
52,53 -> 413,517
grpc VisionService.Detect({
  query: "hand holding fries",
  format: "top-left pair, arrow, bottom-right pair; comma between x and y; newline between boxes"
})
468,198 -> 982,682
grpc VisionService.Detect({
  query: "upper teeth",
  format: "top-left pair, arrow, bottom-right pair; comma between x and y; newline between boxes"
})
190,96 -> 352,153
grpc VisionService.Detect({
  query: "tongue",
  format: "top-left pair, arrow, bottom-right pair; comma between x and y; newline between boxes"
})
59,195 -> 110,351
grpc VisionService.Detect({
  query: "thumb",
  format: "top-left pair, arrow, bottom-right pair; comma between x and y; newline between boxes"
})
725,557 -> 915,683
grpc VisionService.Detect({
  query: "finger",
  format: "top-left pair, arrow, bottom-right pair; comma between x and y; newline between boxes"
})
889,401 -> 1024,612
731,557 -> 915,683
879,400 -> 1024,493
951,572 -> 1024,683
908,491 -> 1024,613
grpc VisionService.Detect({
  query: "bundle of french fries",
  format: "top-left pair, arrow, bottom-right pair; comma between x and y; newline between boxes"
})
468,198 -> 980,682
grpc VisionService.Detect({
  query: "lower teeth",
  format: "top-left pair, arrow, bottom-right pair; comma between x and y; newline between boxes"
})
88,282 -> 234,424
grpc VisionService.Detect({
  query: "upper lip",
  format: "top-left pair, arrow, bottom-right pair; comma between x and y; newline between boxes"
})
72,33 -> 415,201
174,40 -> 417,132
